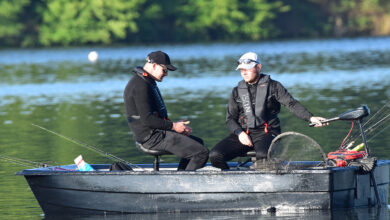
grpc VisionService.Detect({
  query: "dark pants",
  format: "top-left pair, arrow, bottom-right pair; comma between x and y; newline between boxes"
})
209,133 -> 275,170
143,130 -> 209,171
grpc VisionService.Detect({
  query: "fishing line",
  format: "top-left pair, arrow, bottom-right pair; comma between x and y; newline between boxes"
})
32,124 -> 140,168
362,100 -> 390,125
364,113 -> 390,133
363,101 -> 390,130
345,112 -> 390,147
365,122 -> 390,142
0,155 -> 52,168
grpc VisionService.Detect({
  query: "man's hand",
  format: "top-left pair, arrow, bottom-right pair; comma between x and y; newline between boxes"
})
238,132 -> 253,147
310,116 -> 328,127
172,120 -> 192,135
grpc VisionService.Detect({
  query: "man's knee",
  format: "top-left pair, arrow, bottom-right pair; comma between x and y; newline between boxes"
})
197,147 -> 209,160
209,150 -> 224,163
255,151 -> 267,160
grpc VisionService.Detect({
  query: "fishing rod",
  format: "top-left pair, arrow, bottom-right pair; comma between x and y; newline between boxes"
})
32,124 -> 140,168
344,102 -> 389,147
345,113 -> 390,148
344,101 -> 390,149
358,101 -> 389,134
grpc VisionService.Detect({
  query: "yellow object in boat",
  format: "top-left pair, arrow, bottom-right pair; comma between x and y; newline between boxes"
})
352,143 -> 364,151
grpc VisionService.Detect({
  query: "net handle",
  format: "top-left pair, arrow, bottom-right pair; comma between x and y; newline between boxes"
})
267,131 -> 327,163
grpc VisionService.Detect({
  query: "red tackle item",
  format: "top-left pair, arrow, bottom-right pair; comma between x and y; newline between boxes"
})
264,122 -> 269,133
328,150 -> 366,167
327,150 -> 366,160
336,159 -> 347,167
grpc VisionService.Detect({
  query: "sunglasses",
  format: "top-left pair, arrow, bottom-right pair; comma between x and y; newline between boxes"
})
159,64 -> 168,73
237,59 -> 259,65
148,59 -> 168,73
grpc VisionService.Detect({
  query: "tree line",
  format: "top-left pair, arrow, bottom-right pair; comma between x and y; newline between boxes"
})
1,0 -> 390,47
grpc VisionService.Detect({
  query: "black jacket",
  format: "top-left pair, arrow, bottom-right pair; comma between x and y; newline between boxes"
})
226,74 -> 313,138
124,68 -> 173,143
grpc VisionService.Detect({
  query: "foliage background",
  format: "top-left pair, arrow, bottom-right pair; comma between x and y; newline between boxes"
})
1,0 -> 390,47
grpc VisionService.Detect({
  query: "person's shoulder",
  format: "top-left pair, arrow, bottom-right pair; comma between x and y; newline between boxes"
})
233,80 -> 245,90
130,74 -> 146,83
262,74 -> 284,92
126,74 -> 148,91
264,75 -> 281,86
230,81 -> 243,99
236,79 -> 246,88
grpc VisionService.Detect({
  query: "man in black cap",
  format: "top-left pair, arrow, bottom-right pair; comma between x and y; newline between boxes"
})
124,51 -> 209,171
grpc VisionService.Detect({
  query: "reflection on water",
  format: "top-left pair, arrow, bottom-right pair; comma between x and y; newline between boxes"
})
0,36 -> 390,219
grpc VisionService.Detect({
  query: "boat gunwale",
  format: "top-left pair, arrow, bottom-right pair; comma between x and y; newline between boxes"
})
15,160 -> 390,176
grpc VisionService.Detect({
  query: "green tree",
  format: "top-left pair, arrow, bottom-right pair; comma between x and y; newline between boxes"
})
0,0 -> 30,46
130,0 -> 181,43
39,0 -> 145,46
309,0 -> 390,37
176,0 -> 289,41
2,0 -> 390,47
275,0 -> 331,38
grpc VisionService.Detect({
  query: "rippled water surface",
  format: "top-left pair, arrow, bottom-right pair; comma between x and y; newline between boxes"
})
0,36 -> 390,219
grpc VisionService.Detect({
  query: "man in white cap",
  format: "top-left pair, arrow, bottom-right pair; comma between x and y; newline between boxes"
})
209,52 -> 327,170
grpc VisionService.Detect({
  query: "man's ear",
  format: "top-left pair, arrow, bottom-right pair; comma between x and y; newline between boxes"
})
257,63 -> 262,71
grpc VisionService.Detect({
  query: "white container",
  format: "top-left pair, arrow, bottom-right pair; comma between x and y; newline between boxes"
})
74,155 -> 95,171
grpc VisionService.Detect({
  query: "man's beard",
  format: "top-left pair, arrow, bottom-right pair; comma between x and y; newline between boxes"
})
247,73 -> 260,85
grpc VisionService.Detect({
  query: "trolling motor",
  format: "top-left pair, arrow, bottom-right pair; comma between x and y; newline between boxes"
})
311,105 -> 382,206
310,106 -> 376,168
310,105 -> 371,156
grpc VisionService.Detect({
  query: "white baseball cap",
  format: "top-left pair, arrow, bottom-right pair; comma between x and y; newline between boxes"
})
236,52 -> 261,70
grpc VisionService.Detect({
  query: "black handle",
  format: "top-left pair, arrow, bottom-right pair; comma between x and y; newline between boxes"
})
308,117 -> 339,127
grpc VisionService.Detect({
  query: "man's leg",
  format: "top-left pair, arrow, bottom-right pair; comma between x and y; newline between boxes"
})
209,134 -> 251,170
253,133 -> 275,160
147,131 -> 209,171
177,135 -> 204,170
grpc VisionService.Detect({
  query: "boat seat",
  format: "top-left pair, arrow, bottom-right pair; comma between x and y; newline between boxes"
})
135,142 -> 172,171
238,150 -> 257,167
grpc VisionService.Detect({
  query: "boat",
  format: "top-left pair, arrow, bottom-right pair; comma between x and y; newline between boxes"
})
16,160 -> 390,215
16,106 -> 390,215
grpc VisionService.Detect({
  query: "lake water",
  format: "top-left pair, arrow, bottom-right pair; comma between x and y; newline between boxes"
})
0,36 -> 390,219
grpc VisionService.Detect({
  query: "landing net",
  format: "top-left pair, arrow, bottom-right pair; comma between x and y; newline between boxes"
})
252,132 -> 326,172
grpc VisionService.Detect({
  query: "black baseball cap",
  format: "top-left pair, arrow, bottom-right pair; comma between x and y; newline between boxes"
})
147,51 -> 177,71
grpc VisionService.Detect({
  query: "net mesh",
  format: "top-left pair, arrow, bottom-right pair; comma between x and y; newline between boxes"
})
252,132 -> 326,172
268,131 -> 326,161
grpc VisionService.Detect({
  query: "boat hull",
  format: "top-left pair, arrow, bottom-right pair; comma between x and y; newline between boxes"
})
17,161 -> 390,215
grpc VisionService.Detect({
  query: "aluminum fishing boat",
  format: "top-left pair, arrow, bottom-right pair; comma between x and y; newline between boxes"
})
16,106 -> 389,216
16,160 -> 390,215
